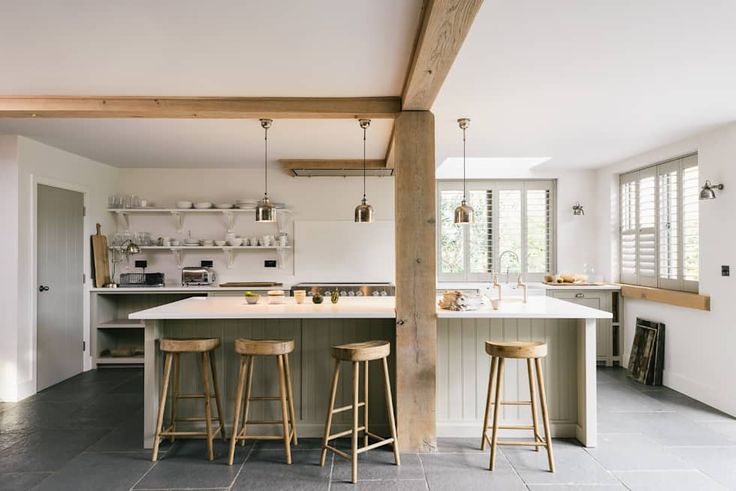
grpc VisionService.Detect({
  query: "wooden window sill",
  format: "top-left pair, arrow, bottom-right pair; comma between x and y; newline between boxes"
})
618,284 -> 710,311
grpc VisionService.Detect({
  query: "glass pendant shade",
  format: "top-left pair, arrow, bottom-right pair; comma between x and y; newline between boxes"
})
255,195 -> 275,222
355,197 -> 374,223
454,199 -> 474,224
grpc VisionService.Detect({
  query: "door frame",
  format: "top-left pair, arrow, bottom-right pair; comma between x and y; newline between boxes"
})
30,175 -> 90,393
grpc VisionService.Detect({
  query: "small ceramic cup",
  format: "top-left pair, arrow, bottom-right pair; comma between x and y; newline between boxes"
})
293,290 -> 306,304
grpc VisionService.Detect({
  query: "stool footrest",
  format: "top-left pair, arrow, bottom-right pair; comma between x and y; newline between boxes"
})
332,402 -> 365,414
356,437 -> 395,454
325,444 -> 351,461
175,416 -> 222,422
248,396 -> 281,401
234,428 -> 296,442
175,393 -> 215,399
492,400 -> 532,406
328,426 -> 366,441
160,424 -> 223,438
246,419 -> 287,425
484,424 -> 535,431
496,440 -> 548,447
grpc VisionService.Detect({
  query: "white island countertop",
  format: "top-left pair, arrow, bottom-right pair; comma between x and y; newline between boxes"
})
129,296 -> 397,320
436,296 -> 612,319
129,295 -> 610,320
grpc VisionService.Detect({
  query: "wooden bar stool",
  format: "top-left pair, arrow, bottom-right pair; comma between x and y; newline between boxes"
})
152,338 -> 227,462
320,340 -> 400,484
228,338 -> 298,465
481,341 -> 555,472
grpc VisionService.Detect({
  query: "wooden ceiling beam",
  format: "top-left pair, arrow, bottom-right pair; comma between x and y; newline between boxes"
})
401,0 -> 483,111
279,159 -> 387,171
0,96 -> 401,119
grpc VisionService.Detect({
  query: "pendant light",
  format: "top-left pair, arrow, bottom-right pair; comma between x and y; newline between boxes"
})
354,118 -> 374,223
454,118 -> 474,224
255,118 -> 275,222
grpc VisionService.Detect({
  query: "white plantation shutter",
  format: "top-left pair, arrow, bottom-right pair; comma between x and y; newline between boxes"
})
620,154 -> 699,292
526,185 -> 551,274
637,168 -> 658,287
620,174 -> 638,284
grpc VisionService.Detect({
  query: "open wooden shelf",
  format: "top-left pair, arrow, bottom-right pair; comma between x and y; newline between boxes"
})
97,319 -> 145,329
619,284 -> 710,311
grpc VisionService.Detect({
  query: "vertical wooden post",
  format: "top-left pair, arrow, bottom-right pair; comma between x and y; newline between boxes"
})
393,111 -> 437,452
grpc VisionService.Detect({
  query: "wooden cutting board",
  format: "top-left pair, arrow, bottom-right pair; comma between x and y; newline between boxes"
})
91,223 -> 111,287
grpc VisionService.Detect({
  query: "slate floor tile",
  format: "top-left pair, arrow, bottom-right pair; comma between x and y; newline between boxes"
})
331,479 -> 428,490
231,448 -> 330,490
0,429 -> 109,473
0,472 -> 52,491
614,469 -> 727,490
585,433 -> 692,471
420,451 -> 526,490
331,449 -> 421,483
435,437 -> 484,453
670,446 -> 736,490
503,439 -> 618,485
133,439 -> 249,489
33,451 -> 153,491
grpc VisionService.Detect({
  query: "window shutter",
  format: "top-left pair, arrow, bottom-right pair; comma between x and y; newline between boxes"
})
681,156 -> 699,290
637,168 -> 658,287
657,160 -> 680,289
620,174 -> 638,284
526,187 -> 551,274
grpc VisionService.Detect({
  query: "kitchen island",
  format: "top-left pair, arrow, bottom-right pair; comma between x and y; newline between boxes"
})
129,295 -> 610,448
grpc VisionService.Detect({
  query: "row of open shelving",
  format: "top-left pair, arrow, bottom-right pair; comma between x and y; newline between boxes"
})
111,244 -> 291,267
109,207 -> 292,233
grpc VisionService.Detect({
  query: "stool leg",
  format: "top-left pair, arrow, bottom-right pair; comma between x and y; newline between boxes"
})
284,353 -> 298,446
382,356 -> 400,466
320,358 -> 341,466
170,353 -> 181,443
152,352 -> 173,462
489,357 -> 505,471
200,352 -> 215,461
240,356 -> 254,447
535,358 -> 555,472
351,361 -> 360,484
228,356 -> 247,466
277,354 -> 292,465
480,356 -> 498,450
527,358 -> 541,452
209,348 -> 227,441
363,360 -> 369,448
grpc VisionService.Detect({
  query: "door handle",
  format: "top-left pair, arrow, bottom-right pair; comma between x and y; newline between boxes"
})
38,285 -> 49,292
575,292 -> 584,298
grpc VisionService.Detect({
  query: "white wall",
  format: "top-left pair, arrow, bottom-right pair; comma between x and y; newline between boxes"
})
438,169 -> 600,276
114,168 -> 396,285
0,136 -> 118,401
595,122 -> 736,417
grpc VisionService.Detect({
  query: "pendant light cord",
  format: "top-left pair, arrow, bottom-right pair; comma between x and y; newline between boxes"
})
462,125 -> 467,202
363,125 -> 367,200
264,125 -> 269,198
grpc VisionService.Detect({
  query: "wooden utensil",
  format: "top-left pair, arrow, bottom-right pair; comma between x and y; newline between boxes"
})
91,223 -> 111,287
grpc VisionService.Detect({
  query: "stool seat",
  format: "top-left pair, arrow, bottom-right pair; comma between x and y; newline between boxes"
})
235,338 -> 295,356
160,338 -> 220,353
331,340 -> 390,361
485,341 -> 547,359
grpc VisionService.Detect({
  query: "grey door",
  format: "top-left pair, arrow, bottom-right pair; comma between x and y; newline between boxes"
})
37,184 -> 84,391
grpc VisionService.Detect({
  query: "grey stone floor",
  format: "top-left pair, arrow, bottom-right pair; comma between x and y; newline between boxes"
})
1,367 -> 735,490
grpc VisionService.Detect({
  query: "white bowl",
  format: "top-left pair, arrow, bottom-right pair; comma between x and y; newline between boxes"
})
200,240 -> 214,246
214,240 -> 227,246
194,202 -> 213,209
176,201 -> 193,209
227,238 -> 244,246
215,203 -> 233,209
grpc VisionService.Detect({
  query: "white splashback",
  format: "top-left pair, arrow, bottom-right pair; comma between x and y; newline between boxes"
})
295,220 -> 395,283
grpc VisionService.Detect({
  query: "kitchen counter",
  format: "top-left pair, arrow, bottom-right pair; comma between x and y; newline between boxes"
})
436,296 -> 612,319
437,281 -> 620,292
91,285 -> 291,293
129,296 -> 395,319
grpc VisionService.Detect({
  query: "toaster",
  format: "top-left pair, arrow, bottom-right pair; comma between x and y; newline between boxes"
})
182,262 -> 217,286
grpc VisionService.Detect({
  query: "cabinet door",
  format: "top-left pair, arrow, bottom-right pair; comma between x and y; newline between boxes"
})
548,290 -> 613,365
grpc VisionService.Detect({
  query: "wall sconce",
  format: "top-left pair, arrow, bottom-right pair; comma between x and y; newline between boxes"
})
572,202 -> 584,216
699,180 -> 724,200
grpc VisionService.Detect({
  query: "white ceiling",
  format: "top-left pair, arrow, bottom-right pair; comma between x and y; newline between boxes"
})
1,0 -> 735,171
433,0 -> 736,170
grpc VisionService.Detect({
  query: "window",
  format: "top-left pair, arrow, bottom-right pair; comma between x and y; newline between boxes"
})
619,154 -> 698,292
438,180 -> 556,282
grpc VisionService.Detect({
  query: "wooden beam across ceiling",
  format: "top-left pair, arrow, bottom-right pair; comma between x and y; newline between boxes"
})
0,96 -> 401,119
279,159 -> 387,170
402,0 -> 483,111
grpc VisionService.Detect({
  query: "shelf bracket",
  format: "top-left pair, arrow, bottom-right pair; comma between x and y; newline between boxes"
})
171,249 -> 183,267
223,211 -> 236,232
170,211 -> 184,233
115,211 -> 130,230
223,249 -> 235,269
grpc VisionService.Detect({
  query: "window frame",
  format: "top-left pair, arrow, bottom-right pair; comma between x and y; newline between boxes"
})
618,153 -> 699,293
436,179 -> 557,283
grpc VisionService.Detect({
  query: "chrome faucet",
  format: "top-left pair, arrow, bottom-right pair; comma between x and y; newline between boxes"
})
497,250 -> 520,284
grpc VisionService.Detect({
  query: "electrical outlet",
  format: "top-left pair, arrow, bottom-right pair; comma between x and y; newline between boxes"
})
264,260 -> 277,268
722,265 -> 730,277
